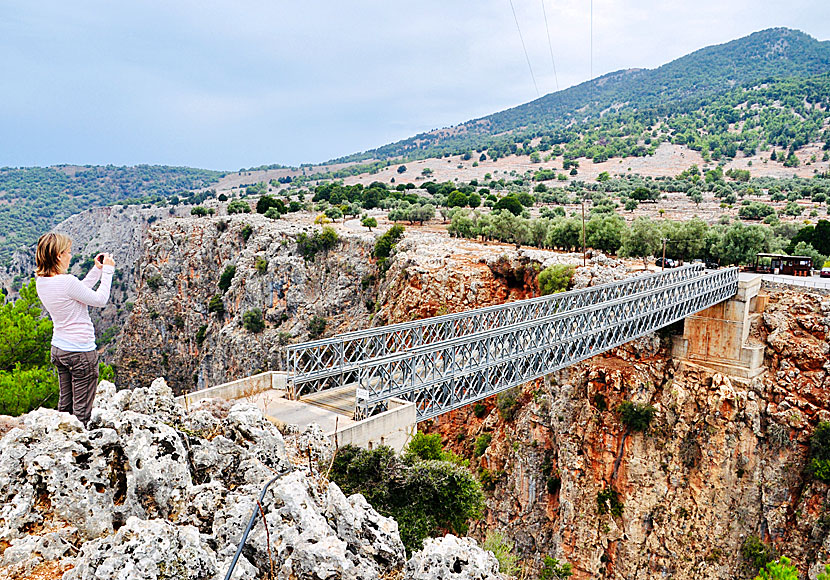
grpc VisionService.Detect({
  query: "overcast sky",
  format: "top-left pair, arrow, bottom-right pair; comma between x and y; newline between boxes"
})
2,1 -> 828,170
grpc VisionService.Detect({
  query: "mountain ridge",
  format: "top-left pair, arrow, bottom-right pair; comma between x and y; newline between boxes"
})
333,27 -> 830,163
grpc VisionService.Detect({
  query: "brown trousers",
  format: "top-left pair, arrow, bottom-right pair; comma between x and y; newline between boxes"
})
50,347 -> 98,426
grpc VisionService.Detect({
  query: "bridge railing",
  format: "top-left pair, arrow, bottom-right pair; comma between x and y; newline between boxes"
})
354,267 -> 738,420
287,263 -> 707,395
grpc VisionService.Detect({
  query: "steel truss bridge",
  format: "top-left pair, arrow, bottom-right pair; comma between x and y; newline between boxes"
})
287,264 -> 738,422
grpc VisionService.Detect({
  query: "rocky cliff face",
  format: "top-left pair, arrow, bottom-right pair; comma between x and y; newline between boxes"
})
424,287 -> 830,579
0,379 -> 500,580
114,214 -> 378,393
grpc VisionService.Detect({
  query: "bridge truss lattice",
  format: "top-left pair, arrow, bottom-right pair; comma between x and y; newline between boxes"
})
287,264 -> 738,421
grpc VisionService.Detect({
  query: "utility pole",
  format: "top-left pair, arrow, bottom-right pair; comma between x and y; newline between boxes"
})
581,194 -> 586,267
661,238 -> 668,271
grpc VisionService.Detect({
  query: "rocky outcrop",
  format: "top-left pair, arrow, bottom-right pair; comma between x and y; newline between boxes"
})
3,378 -> 517,579
115,215 -> 378,393
426,287 -> 830,579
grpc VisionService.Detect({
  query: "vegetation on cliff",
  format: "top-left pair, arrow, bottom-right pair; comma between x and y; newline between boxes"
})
330,435 -> 484,555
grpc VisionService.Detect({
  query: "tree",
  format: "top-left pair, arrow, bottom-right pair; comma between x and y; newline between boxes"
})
325,206 -> 343,222
361,216 -> 378,231
397,165 -> 407,174
620,217 -> 662,268
0,280 -> 58,416
446,190 -> 469,208
227,200 -> 251,214
493,195 -> 523,216
467,193 -> 481,208
586,215 -> 626,254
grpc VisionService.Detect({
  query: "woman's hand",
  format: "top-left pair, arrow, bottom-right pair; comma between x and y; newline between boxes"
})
103,254 -> 115,268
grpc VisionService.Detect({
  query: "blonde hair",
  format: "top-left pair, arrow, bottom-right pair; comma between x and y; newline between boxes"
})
36,232 -> 72,277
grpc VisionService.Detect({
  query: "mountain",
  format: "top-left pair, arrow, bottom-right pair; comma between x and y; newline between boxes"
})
0,165 -> 224,267
335,28 -> 830,162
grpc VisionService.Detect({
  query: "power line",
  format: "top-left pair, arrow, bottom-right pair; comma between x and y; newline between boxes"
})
589,0 -> 593,110
540,0 -> 560,93
508,0 -> 540,98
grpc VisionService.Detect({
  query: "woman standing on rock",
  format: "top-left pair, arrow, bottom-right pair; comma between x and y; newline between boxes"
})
35,233 -> 115,427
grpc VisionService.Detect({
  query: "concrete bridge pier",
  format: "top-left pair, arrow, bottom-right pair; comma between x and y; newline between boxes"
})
673,275 -> 767,379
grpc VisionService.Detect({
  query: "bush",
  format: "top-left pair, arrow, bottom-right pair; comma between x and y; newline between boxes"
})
404,432 -> 445,462
538,264 -> 575,295
254,256 -> 268,274
195,324 -> 207,345
146,274 -> 163,290
190,206 -> 208,216
540,556 -> 573,579
207,295 -> 225,315
810,421 -> 830,481
218,265 -> 236,293
329,445 -> 484,556
482,531 -> 520,577
256,195 -> 285,214
98,363 -> 115,383
242,309 -> 265,333
474,432 -> 492,457
296,226 -> 339,261
617,401 -> 656,432
473,402 -> 488,418
596,487 -> 623,517
308,315 -> 327,339
754,557 -> 798,580
373,224 -> 405,259
496,388 -> 521,421
227,200 -> 251,214
240,224 -> 254,242
742,535 -> 777,573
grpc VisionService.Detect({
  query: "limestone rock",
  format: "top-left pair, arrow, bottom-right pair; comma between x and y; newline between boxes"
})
404,535 -> 501,580
64,516 -> 217,580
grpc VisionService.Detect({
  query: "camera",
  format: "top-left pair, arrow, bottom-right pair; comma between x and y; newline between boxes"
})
95,253 -> 104,264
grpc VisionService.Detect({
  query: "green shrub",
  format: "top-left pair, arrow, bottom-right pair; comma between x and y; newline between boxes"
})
240,224 -> 254,242
190,206 -> 208,217
195,324 -> 207,345
329,444 -> 484,555
474,432 -> 492,457
146,274 -> 163,290
373,224 -> 405,259
255,256 -> 268,274
242,309 -> 265,333
596,487 -> 623,517
308,315 -> 327,339
208,295 -> 225,315
297,226 -> 339,260
227,200 -> 251,214
482,531 -> 519,576
754,557 -> 798,580
264,207 -> 281,219
404,432 -> 446,462
540,556 -> 573,579
816,563 -> 830,580
538,264 -> 575,295
617,401 -> 656,432
741,535 -> 777,573
496,387 -> 521,421
98,363 -> 115,383
218,265 -> 236,293
810,422 -> 830,481
473,402 -> 488,418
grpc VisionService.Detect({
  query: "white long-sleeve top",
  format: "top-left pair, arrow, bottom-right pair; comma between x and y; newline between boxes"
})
36,265 -> 115,352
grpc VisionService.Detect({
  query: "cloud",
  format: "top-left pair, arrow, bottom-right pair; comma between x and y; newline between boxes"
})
0,0 -> 828,168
